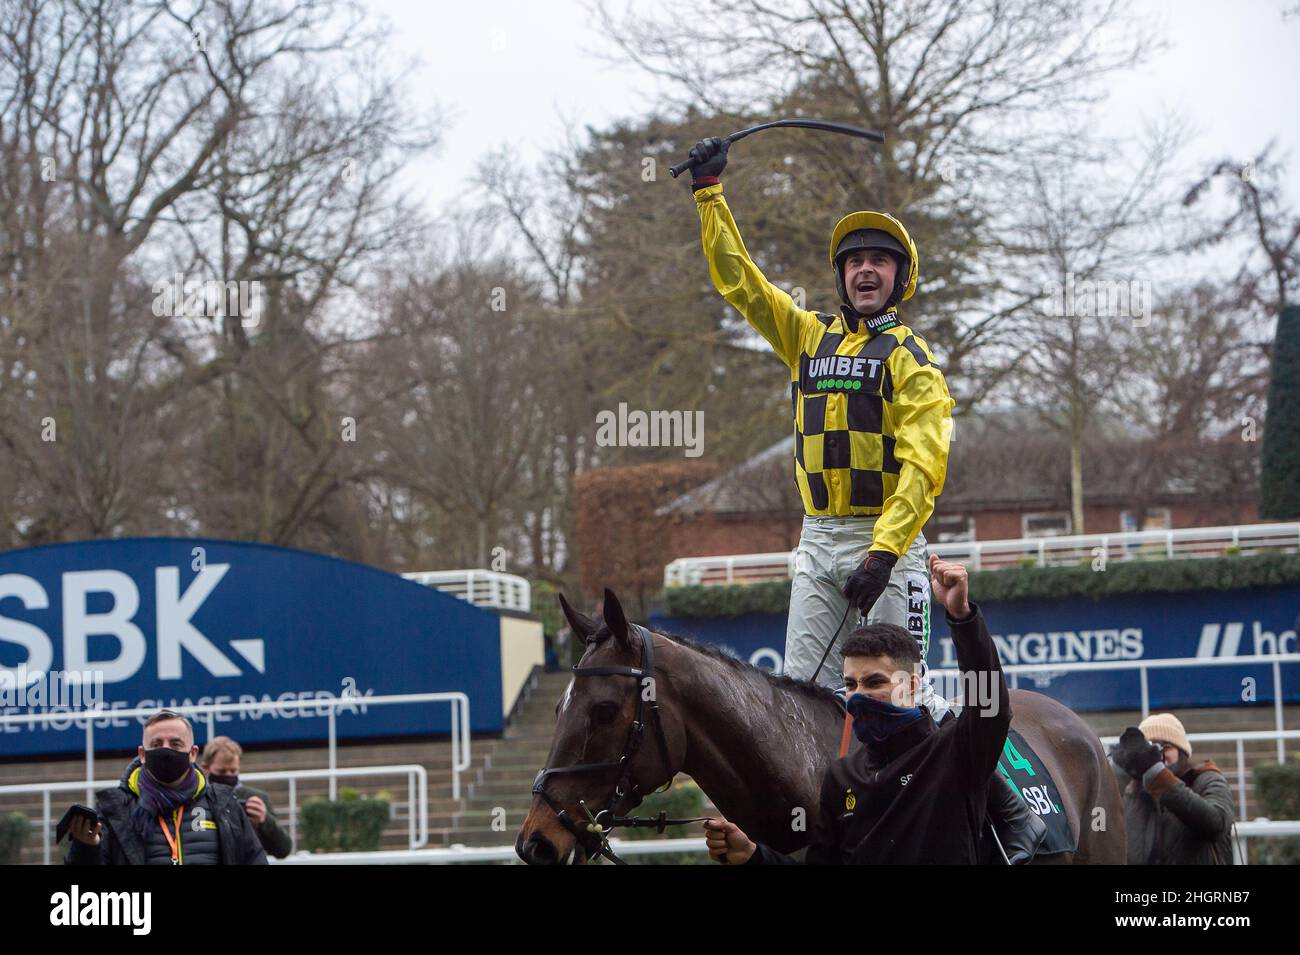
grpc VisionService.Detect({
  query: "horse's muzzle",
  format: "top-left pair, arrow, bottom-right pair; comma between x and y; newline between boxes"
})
516,829 -> 585,865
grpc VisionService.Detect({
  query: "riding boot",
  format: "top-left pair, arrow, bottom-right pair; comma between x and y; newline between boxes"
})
985,771 -> 1048,864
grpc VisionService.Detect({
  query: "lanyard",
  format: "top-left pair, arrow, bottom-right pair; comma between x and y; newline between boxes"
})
159,805 -> 185,865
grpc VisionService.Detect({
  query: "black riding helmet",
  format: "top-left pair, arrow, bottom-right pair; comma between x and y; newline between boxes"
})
834,228 -> 910,315
828,211 -> 920,317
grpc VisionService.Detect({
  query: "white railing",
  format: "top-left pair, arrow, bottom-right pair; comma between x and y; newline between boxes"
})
272,836 -> 709,864
664,551 -> 798,587
929,653 -> 1297,764
1233,820 -> 1300,864
663,521 -> 1300,586
402,569 -> 531,612
0,691 -> 471,805
274,826 -> 1300,864
0,764 -> 429,865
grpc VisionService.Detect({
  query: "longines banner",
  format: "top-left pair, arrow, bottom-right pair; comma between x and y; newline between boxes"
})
651,585 -> 1300,711
0,538 -> 504,755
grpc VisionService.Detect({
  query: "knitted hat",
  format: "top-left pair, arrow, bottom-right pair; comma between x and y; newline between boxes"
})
1139,713 -> 1191,757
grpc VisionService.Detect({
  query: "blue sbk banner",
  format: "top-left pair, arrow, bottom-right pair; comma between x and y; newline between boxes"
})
650,585 -> 1300,711
0,538 -> 504,755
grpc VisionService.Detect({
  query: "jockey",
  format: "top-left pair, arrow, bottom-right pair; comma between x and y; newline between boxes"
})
687,137 -> 954,717
688,141 -> 1044,861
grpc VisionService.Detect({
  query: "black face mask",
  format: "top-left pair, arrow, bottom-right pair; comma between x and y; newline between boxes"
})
209,773 -> 239,787
144,747 -> 192,785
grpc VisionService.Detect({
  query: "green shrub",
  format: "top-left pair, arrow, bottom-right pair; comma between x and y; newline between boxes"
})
1253,761 -> 1300,865
300,790 -> 390,853
531,579 -> 564,638
0,812 -> 30,864
970,552 -> 1300,602
619,777 -> 710,865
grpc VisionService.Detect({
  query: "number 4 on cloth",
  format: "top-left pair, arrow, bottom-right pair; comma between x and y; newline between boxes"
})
998,738 -> 1035,779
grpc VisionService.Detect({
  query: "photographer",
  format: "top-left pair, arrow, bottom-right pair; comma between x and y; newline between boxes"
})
1113,713 -> 1235,865
65,709 -> 267,865
201,736 -> 294,858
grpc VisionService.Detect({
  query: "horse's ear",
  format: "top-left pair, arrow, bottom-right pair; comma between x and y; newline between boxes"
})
557,592 -> 598,643
602,588 -> 632,649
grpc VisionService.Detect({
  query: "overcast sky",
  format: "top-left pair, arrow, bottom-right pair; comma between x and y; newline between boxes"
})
367,0 -> 1300,219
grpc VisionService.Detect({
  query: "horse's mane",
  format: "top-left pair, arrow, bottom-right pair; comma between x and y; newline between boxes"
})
653,627 -> 842,707
581,620 -> 840,708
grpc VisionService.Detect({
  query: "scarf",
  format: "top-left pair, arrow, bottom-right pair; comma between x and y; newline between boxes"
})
847,692 -> 928,746
128,758 -> 204,842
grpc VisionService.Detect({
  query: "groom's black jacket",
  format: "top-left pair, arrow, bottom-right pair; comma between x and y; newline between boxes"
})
749,601 -> 1010,864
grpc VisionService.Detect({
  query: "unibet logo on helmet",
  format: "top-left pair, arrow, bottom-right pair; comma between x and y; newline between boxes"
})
829,211 -> 919,314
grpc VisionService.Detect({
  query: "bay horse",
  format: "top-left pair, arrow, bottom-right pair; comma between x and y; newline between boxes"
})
517,588 -> 1126,865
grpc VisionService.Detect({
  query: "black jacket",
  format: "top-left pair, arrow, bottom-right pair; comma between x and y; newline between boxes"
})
750,601 -> 1010,864
65,758 -> 268,865
233,782 -> 294,858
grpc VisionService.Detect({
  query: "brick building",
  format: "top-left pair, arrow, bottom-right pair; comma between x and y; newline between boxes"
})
657,411 -> 1261,557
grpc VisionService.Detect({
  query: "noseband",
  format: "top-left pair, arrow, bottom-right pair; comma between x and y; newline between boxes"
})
532,623 -> 702,864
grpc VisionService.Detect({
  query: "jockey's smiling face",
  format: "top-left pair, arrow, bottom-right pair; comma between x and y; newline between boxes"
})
843,653 -> 921,708
843,249 -> 898,316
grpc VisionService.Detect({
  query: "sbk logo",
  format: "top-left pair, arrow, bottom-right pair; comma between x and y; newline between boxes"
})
0,564 -> 264,684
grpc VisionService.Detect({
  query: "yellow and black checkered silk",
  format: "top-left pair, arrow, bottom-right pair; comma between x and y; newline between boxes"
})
694,183 -> 955,558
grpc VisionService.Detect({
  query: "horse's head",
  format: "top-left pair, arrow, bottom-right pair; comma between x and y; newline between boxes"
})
516,588 -> 681,865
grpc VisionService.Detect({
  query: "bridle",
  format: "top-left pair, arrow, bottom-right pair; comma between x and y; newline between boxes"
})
531,623 -> 705,864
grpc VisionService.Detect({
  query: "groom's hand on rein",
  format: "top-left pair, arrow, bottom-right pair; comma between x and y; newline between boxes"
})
928,554 -> 971,620
704,817 -> 755,864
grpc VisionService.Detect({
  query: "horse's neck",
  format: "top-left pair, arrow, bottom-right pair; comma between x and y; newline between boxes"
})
665,641 -> 841,846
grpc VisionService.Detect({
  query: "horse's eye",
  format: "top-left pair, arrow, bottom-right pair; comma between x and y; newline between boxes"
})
592,702 -> 620,724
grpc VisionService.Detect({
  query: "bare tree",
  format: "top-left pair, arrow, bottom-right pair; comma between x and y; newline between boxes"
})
366,258 -> 555,569
590,0 -> 1159,389
986,117 -> 1190,534
1102,284 -> 1272,524
1183,145 -> 1300,320
0,0 -> 434,552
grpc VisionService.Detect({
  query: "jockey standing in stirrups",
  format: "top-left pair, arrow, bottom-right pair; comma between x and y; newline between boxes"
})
686,137 -> 953,718
686,136 -> 1045,861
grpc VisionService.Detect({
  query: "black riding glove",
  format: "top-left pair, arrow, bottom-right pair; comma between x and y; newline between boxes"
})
842,550 -> 898,615
688,137 -> 729,185
1111,726 -> 1163,779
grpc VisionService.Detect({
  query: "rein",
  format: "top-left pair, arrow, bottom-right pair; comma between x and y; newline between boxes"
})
809,601 -> 858,684
532,623 -> 708,864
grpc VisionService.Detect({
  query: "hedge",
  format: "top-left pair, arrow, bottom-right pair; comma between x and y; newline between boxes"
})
1253,761 -> 1300,865
662,552 -> 1300,618
0,812 -> 29,865
300,788 -> 391,853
